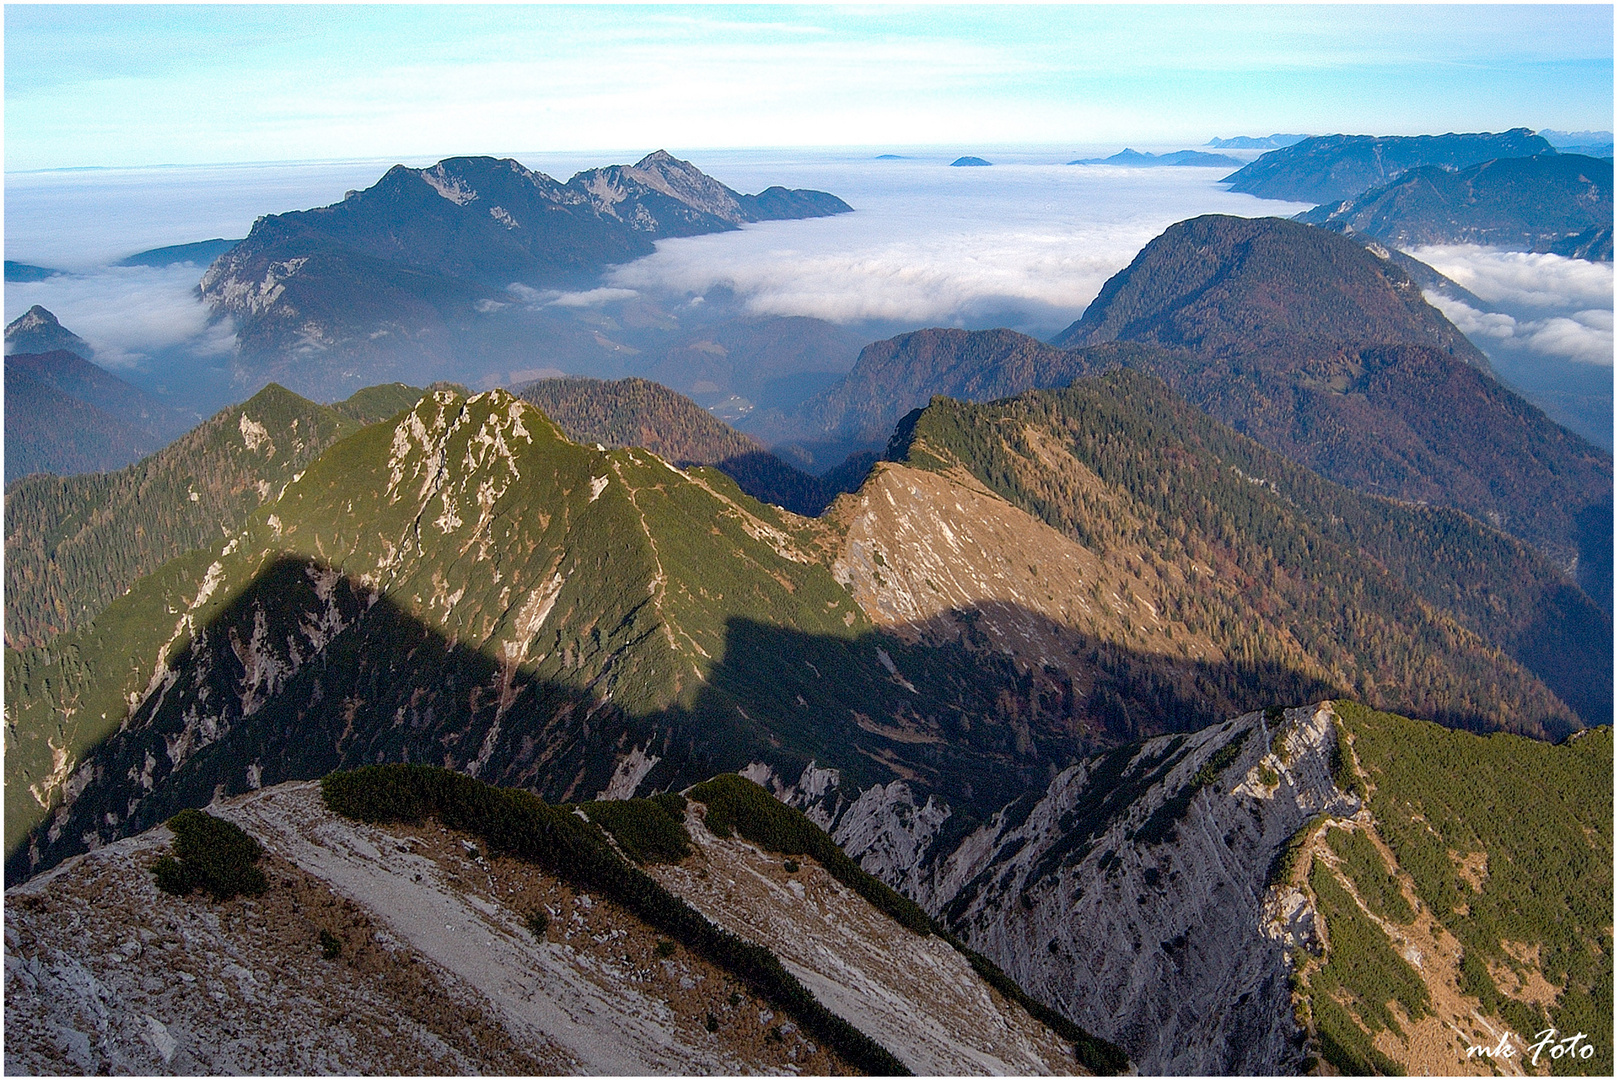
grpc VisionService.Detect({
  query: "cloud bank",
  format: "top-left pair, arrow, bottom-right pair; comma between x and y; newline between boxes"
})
1413,245 -> 1614,367
4,265 -> 236,369
608,159 -> 1312,334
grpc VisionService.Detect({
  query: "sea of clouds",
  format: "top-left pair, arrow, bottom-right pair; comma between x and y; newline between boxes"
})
5,159 -> 423,372
607,151 -> 1312,335
3,264 -> 237,370
6,150 -> 1610,392
4,148 -> 1305,368
1412,244 -> 1614,368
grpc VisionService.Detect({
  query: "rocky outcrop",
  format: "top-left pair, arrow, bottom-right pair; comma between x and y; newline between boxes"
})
4,306 -> 93,358
756,703 -> 1360,1074
653,802 -> 1079,1075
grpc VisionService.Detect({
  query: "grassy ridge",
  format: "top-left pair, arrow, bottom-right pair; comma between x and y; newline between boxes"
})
4,383 -> 365,648
320,764 -> 910,1076
900,373 -> 1605,736
5,389 -> 1100,881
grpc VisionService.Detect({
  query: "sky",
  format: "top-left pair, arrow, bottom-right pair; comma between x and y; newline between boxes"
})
5,4 -> 1613,171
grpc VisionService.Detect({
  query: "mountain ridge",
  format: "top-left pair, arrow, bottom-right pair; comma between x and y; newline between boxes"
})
1221,128 -> 1556,204
1298,153 -> 1614,259
5,776 -> 1095,1075
4,382 -> 375,649
1049,215 -> 1611,575
198,152 -> 850,396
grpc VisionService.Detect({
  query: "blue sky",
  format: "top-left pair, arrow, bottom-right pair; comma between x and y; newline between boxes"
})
5,4 -> 1613,170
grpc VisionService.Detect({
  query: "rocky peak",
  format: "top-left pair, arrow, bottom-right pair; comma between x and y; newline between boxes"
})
567,150 -> 748,227
5,305 -> 92,357
8,304 -> 58,333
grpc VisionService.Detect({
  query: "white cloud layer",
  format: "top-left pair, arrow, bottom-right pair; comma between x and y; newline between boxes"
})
4,265 -> 236,369
1414,245 -> 1614,367
1411,245 -> 1614,312
608,158 -> 1311,332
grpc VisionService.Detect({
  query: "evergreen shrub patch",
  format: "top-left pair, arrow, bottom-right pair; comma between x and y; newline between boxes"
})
150,808 -> 267,901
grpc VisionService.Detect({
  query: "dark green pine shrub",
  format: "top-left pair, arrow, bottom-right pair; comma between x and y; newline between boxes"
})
579,797 -> 692,864
150,808 -> 267,901
319,929 -> 343,960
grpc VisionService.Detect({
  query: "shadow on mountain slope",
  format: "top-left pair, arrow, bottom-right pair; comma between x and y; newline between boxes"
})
14,539 -> 1587,888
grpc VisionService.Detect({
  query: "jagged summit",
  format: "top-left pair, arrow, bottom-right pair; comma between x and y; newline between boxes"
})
197,153 -> 850,395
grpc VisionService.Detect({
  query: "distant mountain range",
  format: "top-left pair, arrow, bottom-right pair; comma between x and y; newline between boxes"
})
1221,128 -> 1555,204
3,261 -> 64,283
1205,134 -> 1309,149
1069,148 -> 1243,168
1299,153 -> 1613,259
1540,128 -> 1616,157
116,237 -> 241,268
197,152 -> 851,396
949,156 -> 992,167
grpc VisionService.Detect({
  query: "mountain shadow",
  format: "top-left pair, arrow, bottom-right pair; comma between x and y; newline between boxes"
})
6,552 -> 1398,887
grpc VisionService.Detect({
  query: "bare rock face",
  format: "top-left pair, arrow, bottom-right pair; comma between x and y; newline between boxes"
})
653,803 -> 1079,1075
919,705 -> 1357,1075
756,703 -> 1359,1075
